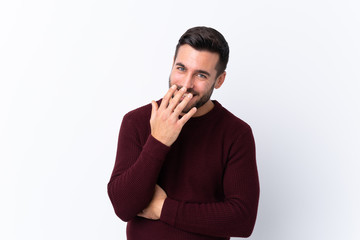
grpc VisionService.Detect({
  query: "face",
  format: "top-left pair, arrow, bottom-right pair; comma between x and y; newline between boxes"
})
169,44 -> 225,114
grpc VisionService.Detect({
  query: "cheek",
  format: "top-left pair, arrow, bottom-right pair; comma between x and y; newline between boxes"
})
196,82 -> 210,93
170,72 -> 182,84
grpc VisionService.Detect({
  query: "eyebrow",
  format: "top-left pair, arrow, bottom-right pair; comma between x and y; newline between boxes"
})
175,62 -> 211,77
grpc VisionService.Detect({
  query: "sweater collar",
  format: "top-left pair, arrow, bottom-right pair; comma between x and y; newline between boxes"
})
187,100 -> 222,122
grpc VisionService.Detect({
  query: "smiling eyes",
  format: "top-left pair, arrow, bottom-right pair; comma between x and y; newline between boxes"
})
197,73 -> 207,79
176,67 -> 208,79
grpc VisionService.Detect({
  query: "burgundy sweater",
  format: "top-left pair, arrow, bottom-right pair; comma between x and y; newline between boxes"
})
108,100 -> 260,240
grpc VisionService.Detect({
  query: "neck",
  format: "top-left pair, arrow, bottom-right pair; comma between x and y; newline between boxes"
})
192,100 -> 214,117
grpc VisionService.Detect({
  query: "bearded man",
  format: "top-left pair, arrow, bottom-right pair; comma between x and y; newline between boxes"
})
108,26 -> 260,240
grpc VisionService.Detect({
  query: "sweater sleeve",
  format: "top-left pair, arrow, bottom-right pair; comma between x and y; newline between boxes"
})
160,129 -> 260,238
107,113 -> 170,222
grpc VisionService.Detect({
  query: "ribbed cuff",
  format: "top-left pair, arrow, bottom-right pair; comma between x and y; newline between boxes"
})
160,197 -> 179,227
142,135 -> 171,160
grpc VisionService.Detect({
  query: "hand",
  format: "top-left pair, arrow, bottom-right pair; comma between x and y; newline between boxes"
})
150,85 -> 197,147
137,185 -> 167,220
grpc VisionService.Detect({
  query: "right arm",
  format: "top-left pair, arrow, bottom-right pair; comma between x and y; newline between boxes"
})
107,85 -> 196,221
107,117 -> 169,221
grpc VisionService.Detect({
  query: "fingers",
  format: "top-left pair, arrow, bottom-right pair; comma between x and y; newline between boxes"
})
137,210 -> 152,219
168,86 -> 187,112
154,184 -> 167,198
178,107 -> 197,125
150,85 -> 196,146
159,85 -> 177,110
150,100 -> 158,121
172,92 -> 193,115
159,85 -> 190,115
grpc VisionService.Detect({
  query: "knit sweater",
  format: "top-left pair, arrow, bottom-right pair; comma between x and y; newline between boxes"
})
108,100 -> 260,240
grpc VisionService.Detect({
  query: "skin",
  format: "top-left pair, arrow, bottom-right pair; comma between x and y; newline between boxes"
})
137,44 -> 226,220
169,44 -> 226,117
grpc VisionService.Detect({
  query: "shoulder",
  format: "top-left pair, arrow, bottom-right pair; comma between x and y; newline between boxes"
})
215,101 -> 252,135
123,102 -> 152,122
215,103 -> 256,159
119,102 -> 154,142
124,99 -> 163,121
120,102 -> 153,135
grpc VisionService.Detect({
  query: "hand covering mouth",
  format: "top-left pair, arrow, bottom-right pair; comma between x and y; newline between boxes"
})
180,93 -> 197,101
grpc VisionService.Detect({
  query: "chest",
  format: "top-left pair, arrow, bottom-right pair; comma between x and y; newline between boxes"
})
158,129 -> 229,202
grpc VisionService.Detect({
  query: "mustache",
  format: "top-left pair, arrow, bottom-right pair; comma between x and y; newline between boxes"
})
175,86 -> 199,96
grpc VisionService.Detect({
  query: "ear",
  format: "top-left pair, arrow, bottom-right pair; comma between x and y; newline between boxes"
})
214,71 -> 226,89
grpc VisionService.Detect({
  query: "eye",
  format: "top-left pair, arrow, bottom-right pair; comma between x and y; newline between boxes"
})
177,67 -> 185,71
197,73 -> 207,79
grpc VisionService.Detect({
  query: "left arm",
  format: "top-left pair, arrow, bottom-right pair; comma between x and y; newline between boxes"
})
137,185 -> 167,220
140,129 -> 260,238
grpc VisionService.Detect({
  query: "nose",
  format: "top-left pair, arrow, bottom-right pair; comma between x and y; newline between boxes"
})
182,73 -> 194,89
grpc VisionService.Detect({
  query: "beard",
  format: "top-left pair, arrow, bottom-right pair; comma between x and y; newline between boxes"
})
168,78 -> 216,113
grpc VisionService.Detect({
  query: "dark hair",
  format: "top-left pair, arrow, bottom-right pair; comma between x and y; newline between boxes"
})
174,26 -> 229,78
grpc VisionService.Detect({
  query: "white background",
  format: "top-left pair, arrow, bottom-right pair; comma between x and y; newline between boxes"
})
1,0 -> 359,239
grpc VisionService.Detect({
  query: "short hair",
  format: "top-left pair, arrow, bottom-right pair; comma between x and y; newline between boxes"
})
174,26 -> 229,78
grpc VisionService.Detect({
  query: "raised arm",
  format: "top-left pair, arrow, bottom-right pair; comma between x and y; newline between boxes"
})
107,85 -> 197,221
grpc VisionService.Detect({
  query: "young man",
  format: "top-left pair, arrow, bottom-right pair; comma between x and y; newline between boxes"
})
108,26 -> 260,240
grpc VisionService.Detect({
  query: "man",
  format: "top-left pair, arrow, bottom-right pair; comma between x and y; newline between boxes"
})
108,26 -> 260,240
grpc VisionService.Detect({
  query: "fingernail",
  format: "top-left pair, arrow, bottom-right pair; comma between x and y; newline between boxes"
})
181,87 -> 186,91
187,93 -> 192,98
171,85 -> 177,89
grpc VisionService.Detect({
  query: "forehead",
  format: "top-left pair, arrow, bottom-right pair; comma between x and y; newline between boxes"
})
175,44 -> 219,72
